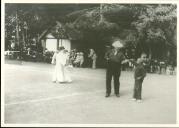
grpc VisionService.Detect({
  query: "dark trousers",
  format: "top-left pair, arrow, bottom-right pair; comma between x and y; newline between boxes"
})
106,62 -> 121,95
133,78 -> 144,100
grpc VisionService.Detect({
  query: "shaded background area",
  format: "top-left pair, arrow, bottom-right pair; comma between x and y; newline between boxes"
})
5,4 -> 177,68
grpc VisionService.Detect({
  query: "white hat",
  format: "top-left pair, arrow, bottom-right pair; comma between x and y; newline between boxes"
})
112,40 -> 124,48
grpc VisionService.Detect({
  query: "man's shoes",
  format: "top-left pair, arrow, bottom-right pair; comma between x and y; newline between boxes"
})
131,98 -> 136,101
116,94 -> 120,97
105,94 -> 110,98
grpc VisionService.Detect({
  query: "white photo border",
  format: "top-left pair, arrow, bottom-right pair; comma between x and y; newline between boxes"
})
1,0 -> 179,127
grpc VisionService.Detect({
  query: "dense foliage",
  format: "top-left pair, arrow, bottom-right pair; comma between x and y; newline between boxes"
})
5,4 -> 177,63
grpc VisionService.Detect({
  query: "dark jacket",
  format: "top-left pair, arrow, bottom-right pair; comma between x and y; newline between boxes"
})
105,49 -> 125,64
129,59 -> 146,79
134,63 -> 146,79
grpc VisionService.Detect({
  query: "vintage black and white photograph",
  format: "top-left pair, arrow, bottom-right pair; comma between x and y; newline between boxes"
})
1,1 -> 178,127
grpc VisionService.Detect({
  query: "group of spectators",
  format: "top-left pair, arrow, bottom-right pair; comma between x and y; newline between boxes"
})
5,46 -> 43,62
147,59 -> 176,75
5,46 -> 98,69
5,45 -> 176,75
5,42 -> 20,60
122,58 -> 176,75
68,48 -> 97,69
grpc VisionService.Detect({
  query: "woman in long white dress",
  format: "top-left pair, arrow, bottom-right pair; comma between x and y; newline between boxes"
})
88,49 -> 97,69
51,47 -> 72,83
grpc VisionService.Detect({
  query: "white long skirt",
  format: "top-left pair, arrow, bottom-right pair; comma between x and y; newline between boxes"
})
52,64 -> 72,83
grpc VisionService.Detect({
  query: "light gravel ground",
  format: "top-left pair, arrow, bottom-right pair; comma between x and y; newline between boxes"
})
3,61 -> 176,124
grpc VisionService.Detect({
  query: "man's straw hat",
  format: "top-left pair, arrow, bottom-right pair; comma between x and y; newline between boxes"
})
112,40 -> 124,48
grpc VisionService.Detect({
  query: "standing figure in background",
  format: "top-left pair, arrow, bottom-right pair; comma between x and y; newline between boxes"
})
74,52 -> 81,67
150,59 -> 154,73
69,49 -> 77,66
79,52 -> 84,67
74,52 -> 84,67
154,60 -> 159,73
26,48 -> 33,61
159,61 -> 166,74
88,49 -> 97,69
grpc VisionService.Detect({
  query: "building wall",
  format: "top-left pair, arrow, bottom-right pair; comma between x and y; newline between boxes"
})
46,39 -> 57,51
59,39 -> 71,52
45,38 -> 71,52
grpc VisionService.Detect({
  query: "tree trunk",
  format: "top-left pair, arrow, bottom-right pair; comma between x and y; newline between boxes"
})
57,39 -> 59,50
99,4 -> 104,23
16,10 -> 22,60
16,11 -> 20,46
22,30 -> 25,47
149,46 -> 152,59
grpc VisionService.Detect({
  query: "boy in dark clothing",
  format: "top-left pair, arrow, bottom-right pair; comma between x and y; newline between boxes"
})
130,53 -> 147,102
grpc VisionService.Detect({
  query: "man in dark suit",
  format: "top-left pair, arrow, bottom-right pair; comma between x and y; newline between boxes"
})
104,39 -> 128,98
